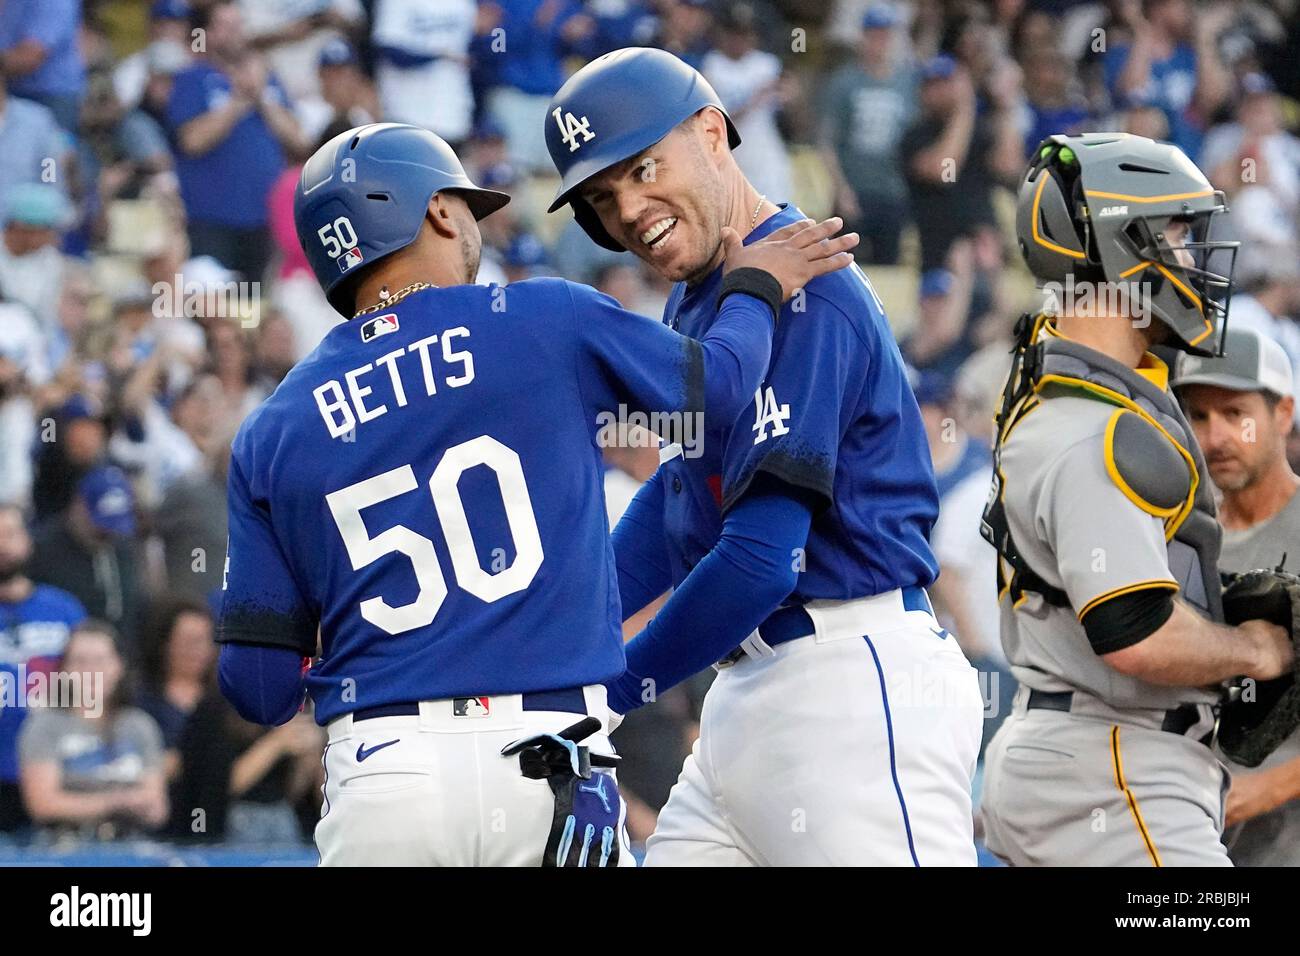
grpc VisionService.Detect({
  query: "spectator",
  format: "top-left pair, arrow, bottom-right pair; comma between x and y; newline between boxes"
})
295,39 -> 378,143
702,3 -> 794,204
820,4 -> 918,264
172,695 -> 322,844
0,0 -> 86,131
136,598 -> 215,779
485,0 -> 594,172
240,0 -> 365,105
0,183 -> 75,326
0,504 -> 86,833
166,0 -> 308,282
501,231 -> 550,283
1203,72 -> 1300,251
656,0 -> 714,70
371,0 -> 476,145
153,438 -> 230,602
0,76 -> 70,211
18,620 -> 168,838
113,0 -> 194,113
0,303 -> 51,507
901,55 -> 1021,271
1226,256 -> 1300,428
902,239 -> 978,380
28,466 -> 140,641
1103,0 -> 1232,160
1021,47 -> 1091,157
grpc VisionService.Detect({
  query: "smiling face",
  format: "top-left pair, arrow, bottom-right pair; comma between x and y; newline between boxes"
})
578,110 -> 731,285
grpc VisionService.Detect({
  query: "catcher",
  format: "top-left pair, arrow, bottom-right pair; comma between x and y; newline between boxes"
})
979,133 -> 1297,866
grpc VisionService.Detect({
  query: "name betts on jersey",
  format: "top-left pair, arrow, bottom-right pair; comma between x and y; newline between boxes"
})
311,323 -> 476,438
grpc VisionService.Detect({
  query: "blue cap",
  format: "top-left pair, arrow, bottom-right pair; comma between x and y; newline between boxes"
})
913,370 -> 955,407
318,37 -> 358,69
920,268 -> 954,298
921,54 -> 957,82
504,232 -> 548,268
862,4 -> 899,30
477,161 -> 518,191
150,0 -> 190,20
59,394 -> 103,423
5,183 -> 74,229
77,466 -> 136,537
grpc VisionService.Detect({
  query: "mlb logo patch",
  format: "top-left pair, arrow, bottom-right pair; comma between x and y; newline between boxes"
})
453,697 -> 490,717
360,313 -> 399,343
337,247 -> 363,272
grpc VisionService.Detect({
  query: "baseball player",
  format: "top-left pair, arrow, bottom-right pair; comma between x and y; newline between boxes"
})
979,133 -> 1294,866
1172,328 -> 1300,865
214,123 -> 856,866
544,48 -> 985,866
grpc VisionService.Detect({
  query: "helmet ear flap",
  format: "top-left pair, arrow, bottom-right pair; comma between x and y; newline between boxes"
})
572,197 -> 625,252
1037,166 -> 1089,260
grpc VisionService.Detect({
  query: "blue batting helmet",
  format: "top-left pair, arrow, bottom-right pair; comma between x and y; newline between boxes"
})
294,123 -> 510,316
544,47 -> 740,251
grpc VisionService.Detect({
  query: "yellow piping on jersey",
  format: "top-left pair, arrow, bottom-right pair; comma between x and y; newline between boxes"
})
1077,579 -> 1180,622
1110,725 -> 1163,867
1103,409 -> 1184,520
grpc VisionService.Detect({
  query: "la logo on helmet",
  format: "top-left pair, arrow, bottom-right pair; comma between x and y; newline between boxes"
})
553,108 -> 595,152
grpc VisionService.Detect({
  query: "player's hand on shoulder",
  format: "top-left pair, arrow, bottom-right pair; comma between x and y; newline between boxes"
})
722,216 -> 859,302
501,716 -> 623,867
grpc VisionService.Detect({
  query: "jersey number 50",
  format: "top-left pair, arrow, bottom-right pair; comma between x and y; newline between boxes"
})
325,435 -> 544,635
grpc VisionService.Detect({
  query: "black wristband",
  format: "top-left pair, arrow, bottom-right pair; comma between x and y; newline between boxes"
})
717,267 -> 783,326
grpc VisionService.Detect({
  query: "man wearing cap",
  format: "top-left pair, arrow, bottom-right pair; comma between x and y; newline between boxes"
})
1173,327 -> 1300,865
29,467 -> 140,642
114,0 -> 193,113
371,0 -> 475,146
819,3 -> 917,264
900,52 -> 1022,272
295,38 -> 378,144
0,183 -> 74,323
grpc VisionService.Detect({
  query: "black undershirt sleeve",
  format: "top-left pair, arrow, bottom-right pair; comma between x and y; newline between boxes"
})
1081,588 -> 1177,655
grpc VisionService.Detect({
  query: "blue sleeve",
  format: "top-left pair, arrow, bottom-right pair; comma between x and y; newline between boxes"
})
1103,44 -> 1131,96
721,287 -> 869,514
217,444 -> 318,656
166,68 -> 210,129
218,643 -> 306,726
611,467 -> 671,620
567,281 -> 773,429
606,480 -> 814,713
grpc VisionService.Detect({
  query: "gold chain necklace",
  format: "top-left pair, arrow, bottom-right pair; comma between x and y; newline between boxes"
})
353,281 -> 437,319
750,194 -> 767,231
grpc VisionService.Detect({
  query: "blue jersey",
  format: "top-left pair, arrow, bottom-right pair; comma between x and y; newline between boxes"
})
659,204 -> 940,599
0,585 -> 86,781
219,279 -> 772,723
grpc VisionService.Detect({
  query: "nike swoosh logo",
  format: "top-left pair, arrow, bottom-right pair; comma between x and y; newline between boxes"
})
356,739 -> 400,762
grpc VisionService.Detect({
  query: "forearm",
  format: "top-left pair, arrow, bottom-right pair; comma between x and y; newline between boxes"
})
1193,31 -> 1230,119
259,98 -> 309,158
608,486 -> 812,712
179,98 -> 255,156
697,287 -> 776,422
1117,29 -> 1154,96
229,734 -> 287,797
1,40 -> 47,78
22,770 -> 118,824
989,107 -> 1025,181
611,469 -> 671,620
1102,600 -> 1267,686
219,643 -> 306,725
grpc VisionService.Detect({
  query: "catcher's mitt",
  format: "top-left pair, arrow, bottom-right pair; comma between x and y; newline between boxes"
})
1218,568 -> 1300,767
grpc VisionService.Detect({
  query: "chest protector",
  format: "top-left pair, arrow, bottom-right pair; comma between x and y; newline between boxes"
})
980,314 -> 1224,622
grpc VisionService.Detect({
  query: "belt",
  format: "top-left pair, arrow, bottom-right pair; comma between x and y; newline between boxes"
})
1026,689 -> 1216,746
716,586 -> 935,668
351,687 -> 587,723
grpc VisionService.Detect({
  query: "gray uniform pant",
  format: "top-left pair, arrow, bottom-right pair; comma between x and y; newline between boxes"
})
981,686 -> 1231,866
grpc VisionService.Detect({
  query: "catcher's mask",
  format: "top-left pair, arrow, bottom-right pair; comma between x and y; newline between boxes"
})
1016,132 -> 1239,357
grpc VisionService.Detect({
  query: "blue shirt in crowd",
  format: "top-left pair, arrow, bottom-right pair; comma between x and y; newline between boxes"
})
0,0 -> 85,99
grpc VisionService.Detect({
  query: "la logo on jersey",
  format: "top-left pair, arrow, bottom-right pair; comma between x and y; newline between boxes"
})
752,386 -> 790,444
360,312 -> 399,343
338,246 -> 364,272
553,107 -> 595,152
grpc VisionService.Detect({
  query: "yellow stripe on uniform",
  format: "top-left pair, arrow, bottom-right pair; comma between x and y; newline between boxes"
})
1109,725 -> 1162,867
